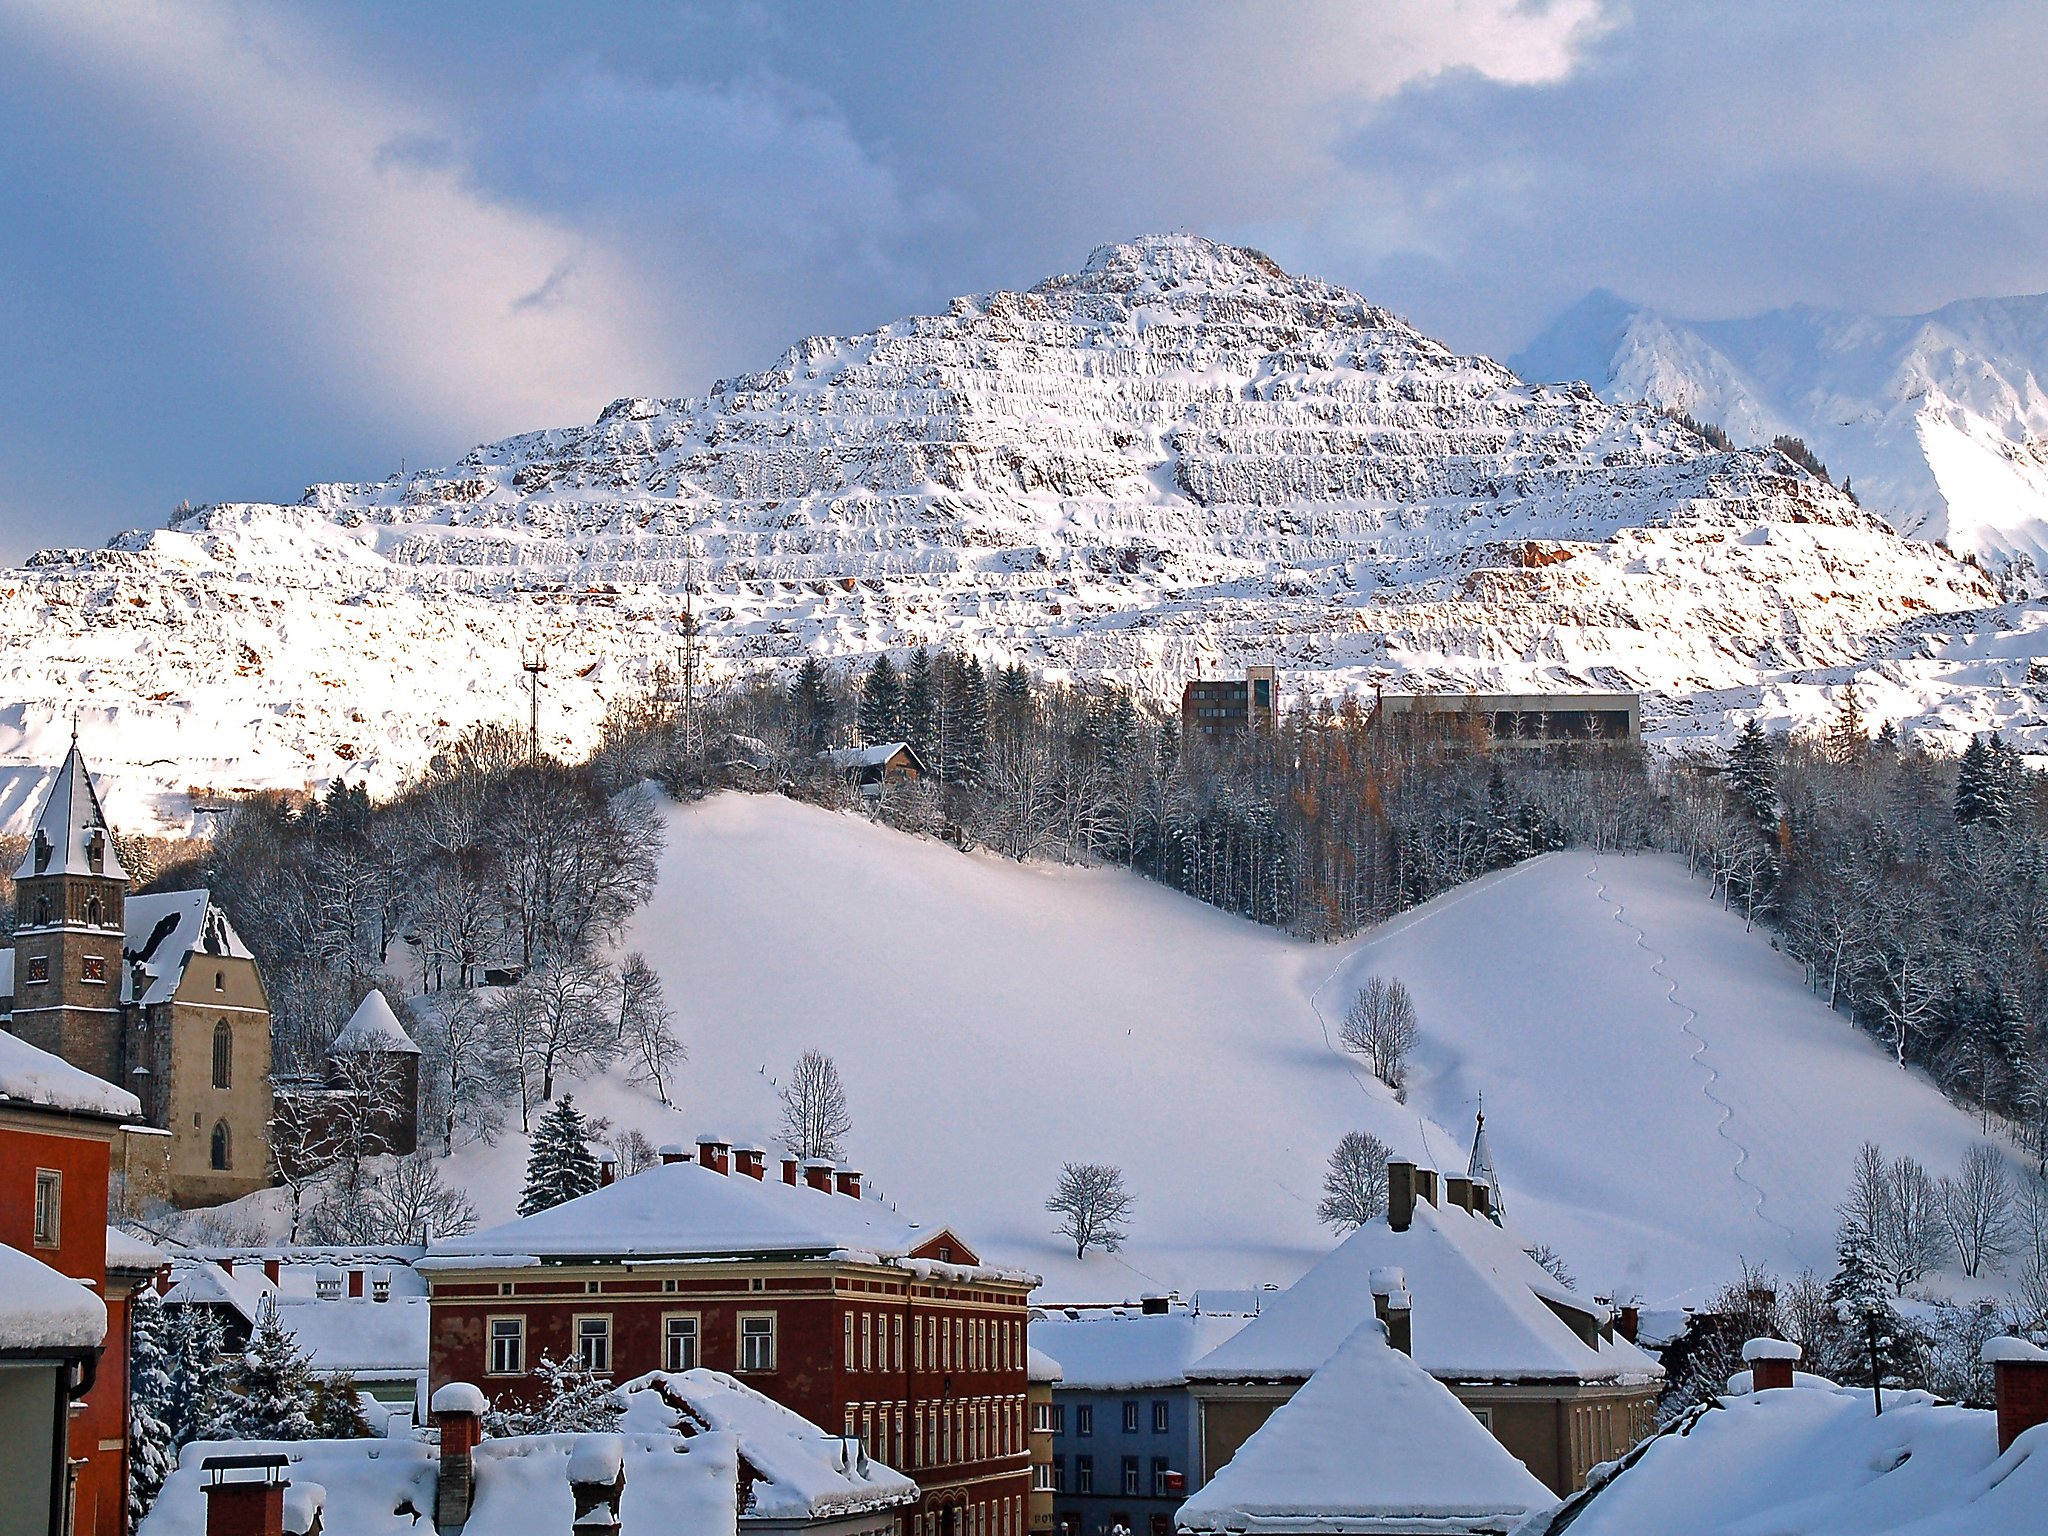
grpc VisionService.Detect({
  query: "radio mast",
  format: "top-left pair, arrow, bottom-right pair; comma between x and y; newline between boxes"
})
521,645 -> 548,759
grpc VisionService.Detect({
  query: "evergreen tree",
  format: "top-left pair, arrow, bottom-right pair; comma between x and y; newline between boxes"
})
1483,762 -> 1531,868
1955,735 -> 1997,826
165,1303 -> 234,1448
1820,1225 -> 1919,1387
228,1300 -> 320,1442
1725,718 -> 1779,829
312,1374 -> 375,1438
128,1286 -> 179,1522
519,1094 -> 601,1216
789,656 -> 836,754
995,662 -> 1033,740
901,647 -> 937,764
1823,685 -> 1867,765
941,654 -> 990,784
858,655 -> 904,745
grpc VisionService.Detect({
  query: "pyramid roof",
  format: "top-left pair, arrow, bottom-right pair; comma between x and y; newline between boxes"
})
14,744 -> 126,882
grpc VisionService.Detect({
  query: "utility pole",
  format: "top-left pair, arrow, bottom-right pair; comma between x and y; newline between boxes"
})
521,646 -> 548,760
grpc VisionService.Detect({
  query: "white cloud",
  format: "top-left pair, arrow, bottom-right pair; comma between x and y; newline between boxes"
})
0,0 -> 665,445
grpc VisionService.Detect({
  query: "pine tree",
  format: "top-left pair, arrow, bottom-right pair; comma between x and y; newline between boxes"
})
228,1300 -> 320,1442
1725,718 -> 1779,829
858,656 -> 904,745
520,1094 -> 601,1215
128,1287 -> 179,1522
1483,762 -> 1531,869
1823,685 -> 1867,765
996,662 -> 1033,739
1955,736 -> 1996,826
941,654 -> 990,784
312,1373 -> 375,1438
165,1303 -> 234,1448
789,656 -> 836,754
901,647 -> 937,764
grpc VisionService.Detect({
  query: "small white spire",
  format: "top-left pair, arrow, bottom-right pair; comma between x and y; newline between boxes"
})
1467,1094 -> 1503,1222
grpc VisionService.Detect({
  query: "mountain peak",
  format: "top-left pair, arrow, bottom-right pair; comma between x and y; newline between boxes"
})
1069,233 -> 1294,291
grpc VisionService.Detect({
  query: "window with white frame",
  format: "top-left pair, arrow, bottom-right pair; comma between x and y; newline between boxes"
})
575,1315 -> 612,1373
488,1316 -> 526,1375
740,1313 -> 776,1372
664,1314 -> 700,1372
33,1169 -> 60,1247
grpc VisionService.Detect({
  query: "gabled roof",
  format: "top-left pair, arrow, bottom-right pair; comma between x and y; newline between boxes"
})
424,1158 -> 1015,1274
0,1243 -> 108,1352
15,744 -> 127,882
124,889 -> 253,1007
1175,1319 -> 1552,1534
822,742 -> 928,772
330,991 -> 420,1055
1188,1197 -> 1659,1386
0,1027 -> 139,1120
1032,1308 -> 1250,1391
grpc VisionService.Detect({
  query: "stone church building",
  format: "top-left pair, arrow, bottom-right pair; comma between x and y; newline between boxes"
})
0,743 -> 273,1205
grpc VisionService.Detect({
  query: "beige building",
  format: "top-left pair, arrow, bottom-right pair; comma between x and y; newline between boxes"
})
1,743 -> 272,1205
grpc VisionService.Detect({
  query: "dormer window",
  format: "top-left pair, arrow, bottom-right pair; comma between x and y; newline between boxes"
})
31,830 -> 50,874
86,829 -> 104,874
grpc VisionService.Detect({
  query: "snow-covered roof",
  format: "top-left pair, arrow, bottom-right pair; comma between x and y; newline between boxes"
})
1032,1308 -> 1249,1390
162,1258 -> 274,1324
14,744 -> 127,881
428,1159 -> 970,1268
1188,1198 -> 1659,1386
275,1296 -> 430,1379
822,742 -> 921,771
124,889 -> 253,1007
0,1244 -> 107,1351
1176,1319 -> 1552,1535
106,1227 -> 167,1272
621,1370 -> 920,1520
141,1438 -> 438,1536
1529,1378 -> 2048,1536
1028,1345 -> 1064,1385
0,1027 -> 139,1119
330,991 -> 421,1055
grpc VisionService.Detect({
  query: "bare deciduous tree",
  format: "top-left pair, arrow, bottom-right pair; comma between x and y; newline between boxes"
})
1316,1131 -> 1393,1231
419,990 -> 512,1154
523,961 -> 616,1106
1047,1162 -> 1134,1258
362,1153 -> 479,1244
779,1050 -> 853,1162
1340,975 -> 1419,1091
1939,1143 -> 2017,1278
617,953 -> 685,1105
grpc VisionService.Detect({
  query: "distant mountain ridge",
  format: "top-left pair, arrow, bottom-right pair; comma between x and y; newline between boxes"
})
1514,288 -> 2048,570
1,234 -> 2043,830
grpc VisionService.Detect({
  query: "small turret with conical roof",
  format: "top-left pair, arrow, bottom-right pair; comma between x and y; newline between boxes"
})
1467,1095 -> 1504,1223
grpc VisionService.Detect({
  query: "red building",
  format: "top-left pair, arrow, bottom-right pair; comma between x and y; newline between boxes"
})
422,1139 -> 1037,1536
1,1026 -> 154,1536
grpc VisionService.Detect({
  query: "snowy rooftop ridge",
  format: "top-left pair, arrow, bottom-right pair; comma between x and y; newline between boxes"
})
13,741 -> 127,882
124,888 -> 253,1006
0,1026 -> 139,1120
1031,1307 -> 1251,1391
0,1244 -> 108,1352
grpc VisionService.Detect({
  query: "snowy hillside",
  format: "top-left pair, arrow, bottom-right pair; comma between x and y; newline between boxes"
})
4,235 -> 2041,831
425,793 -> 2002,1309
1515,288 -> 2048,571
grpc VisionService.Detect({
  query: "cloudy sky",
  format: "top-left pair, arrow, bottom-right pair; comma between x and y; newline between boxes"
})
3,0 -> 2045,560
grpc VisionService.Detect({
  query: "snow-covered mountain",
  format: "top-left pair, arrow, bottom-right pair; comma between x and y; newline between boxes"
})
1514,288 -> 2048,570
4,235 -> 2045,829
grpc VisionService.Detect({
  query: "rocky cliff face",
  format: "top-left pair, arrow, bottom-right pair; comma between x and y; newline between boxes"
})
0,235 -> 2033,828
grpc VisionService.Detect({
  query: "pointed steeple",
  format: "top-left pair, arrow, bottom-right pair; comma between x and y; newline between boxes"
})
1467,1095 -> 1504,1222
15,742 -> 128,882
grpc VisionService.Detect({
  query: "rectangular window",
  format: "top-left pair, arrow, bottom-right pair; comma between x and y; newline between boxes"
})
893,1315 -> 903,1372
1122,1400 -> 1139,1434
863,1312 -> 874,1372
1075,1455 -> 1093,1494
1152,1401 -> 1169,1434
664,1314 -> 700,1373
488,1316 -> 526,1376
846,1313 -> 856,1369
32,1170 -> 60,1247
1051,1403 -> 1066,1434
80,954 -> 106,984
26,954 -> 48,983
1034,1400 -> 1052,1433
1033,1462 -> 1053,1492
1122,1456 -> 1139,1495
740,1313 -> 776,1372
1076,1403 -> 1093,1437
575,1315 -> 612,1373
1050,1456 -> 1065,1493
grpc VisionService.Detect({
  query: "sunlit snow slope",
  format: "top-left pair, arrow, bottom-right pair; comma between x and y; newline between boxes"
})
532,793 -> 1999,1308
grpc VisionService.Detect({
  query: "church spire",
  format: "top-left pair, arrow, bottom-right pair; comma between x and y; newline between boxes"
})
1467,1094 -> 1503,1222
15,741 -> 128,882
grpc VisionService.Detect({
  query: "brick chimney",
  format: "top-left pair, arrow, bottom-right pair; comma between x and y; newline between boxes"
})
658,1143 -> 690,1166
803,1157 -> 834,1192
262,1257 -> 281,1286
734,1146 -> 766,1180
432,1382 -> 488,1533
1445,1175 -> 1473,1213
1617,1304 -> 1640,1344
1741,1337 -> 1800,1392
780,1155 -> 800,1186
695,1136 -> 730,1175
1470,1181 -> 1493,1219
1140,1294 -> 1171,1316
215,1255 -> 236,1276
1415,1167 -> 1439,1208
834,1166 -> 862,1199
348,1268 -> 364,1299
597,1152 -> 618,1188
1370,1267 -> 1413,1355
1984,1337 -> 2048,1452
1388,1161 -> 1417,1232
568,1434 -> 626,1533
200,1453 -> 289,1536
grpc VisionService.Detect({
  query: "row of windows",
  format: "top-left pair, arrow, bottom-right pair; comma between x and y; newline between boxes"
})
1050,1455 -> 1176,1497
844,1392 -> 1026,1469
842,1310 -> 1023,1375
910,1495 -> 1025,1536
1055,1400 -> 1171,1436
486,1312 -> 769,1378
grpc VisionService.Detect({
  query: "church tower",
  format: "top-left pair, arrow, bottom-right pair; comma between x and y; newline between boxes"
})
11,741 -> 130,1086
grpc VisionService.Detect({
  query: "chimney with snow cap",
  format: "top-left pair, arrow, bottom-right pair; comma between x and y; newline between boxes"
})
568,1433 -> 626,1532
1741,1337 -> 1800,1392
432,1381 -> 488,1533
1415,1167 -> 1439,1208
695,1136 -> 730,1175
1470,1181 -> 1493,1219
834,1166 -> 862,1199
348,1268 -> 364,1299
781,1155 -> 800,1186
658,1143 -> 690,1166
1984,1336 -> 2048,1452
1388,1161 -> 1417,1232
201,1453 -> 289,1536
734,1145 -> 766,1179
803,1157 -> 835,1192
1370,1266 -> 1413,1355
597,1152 -> 618,1188
1445,1175 -> 1473,1212
262,1256 -> 281,1286
1617,1304 -> 1640,1343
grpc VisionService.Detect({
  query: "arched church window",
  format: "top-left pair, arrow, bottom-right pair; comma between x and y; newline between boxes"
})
210,1120 -> 231,1171
212,1021 -> 233,1089
34,897 -> 50,927
86,896 -> 102,927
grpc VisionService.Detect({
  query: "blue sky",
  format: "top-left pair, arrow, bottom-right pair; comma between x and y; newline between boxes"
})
3,0 -> 2045,560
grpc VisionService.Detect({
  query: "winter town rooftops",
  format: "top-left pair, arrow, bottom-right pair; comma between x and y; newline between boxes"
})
0,1241 -> 108,1351
0,1025 -> 139,1120
1523,1373 -> 2048,1536
1174,1318 -> 1552,1535
329,990 -> 421,1055
1033,1305 -> 1251,1391
14,742 -> 127,882
123,888 -> 254,1007
105,1226 -> 167,1273
422,1155 -> 1026,1279
620,1370 -> 921,1521
1027,1346 -> 1064,1385
1187,1193 -> 1659,1387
